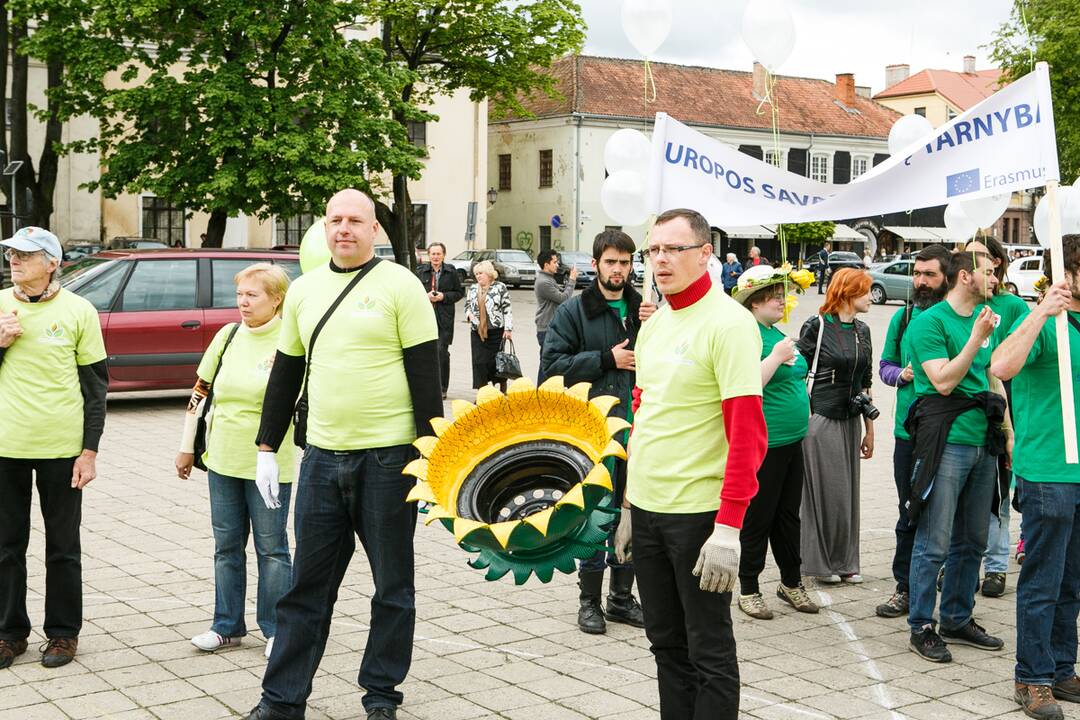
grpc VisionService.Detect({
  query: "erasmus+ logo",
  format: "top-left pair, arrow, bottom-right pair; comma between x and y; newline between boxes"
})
946,169 -> 980,197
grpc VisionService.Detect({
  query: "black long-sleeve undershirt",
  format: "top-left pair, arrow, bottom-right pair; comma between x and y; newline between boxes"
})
78,360 -> 108,452
403,339 -> 443,438
255,351 -> 306,452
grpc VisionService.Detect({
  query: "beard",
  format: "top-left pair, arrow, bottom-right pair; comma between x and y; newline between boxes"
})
599,273 -> 626,292
912,283 -> 946,309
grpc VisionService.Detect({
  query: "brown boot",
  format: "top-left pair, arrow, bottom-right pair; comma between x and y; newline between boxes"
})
0,639 -> 28,669
1053,676 -> 1080,703
40,637 -> 78,668
1015,682 -> 1064,720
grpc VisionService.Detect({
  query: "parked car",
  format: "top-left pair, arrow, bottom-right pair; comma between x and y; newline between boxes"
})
451,249 -> 481,283
59,248 -> 300,391
107,236 -> 169,250
373,244 -> 398,263
868,259 -> 914,304
62,242 -> 104,265
632,251 -> 645,286
806,251 -> 865,284
557,250 -> 598,288
1006,255 -> 1043,299
470,249 -> 537,288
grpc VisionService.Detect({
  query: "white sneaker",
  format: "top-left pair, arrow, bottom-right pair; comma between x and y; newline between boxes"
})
841,574 -> 864,584
264,637 -> 275,659
190,631 -> 240,652
816,575 -> 842,584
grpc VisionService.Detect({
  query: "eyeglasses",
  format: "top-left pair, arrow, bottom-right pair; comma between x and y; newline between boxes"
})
3,249 -> 45,262
645,243 -> 706,258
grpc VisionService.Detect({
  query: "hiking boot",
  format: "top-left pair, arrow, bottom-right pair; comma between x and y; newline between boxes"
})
875,591 -> 909,618
940,619 -> 1004,650
367,708 -> 397,720
737,592 -> 773,619
605,567 -> 645,628
243,705 -> 293,720
0,639 -> 27,669
1053,676 -> 1080,703
982,572 -> 1007,598
577,571 -> 606,634
776,583 -> 819,613
40,637 -> 77,668
910,625 -> 952,663
1015,683 -> 1064,720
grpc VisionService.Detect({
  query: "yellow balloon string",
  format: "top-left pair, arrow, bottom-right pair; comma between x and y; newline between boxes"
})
643,58 -> 657,104
753,70 -> 787,263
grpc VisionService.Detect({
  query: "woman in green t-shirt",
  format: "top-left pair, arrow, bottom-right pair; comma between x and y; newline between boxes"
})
174,263 -> 294,658
732,266 -> 819,620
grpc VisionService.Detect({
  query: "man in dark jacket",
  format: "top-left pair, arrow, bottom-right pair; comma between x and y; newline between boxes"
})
542,229 -> 645,635
416,243 -> 464,398
816,243 -> 830,294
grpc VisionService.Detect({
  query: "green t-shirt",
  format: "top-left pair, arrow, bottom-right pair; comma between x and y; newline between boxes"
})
759,323 -> 809,447
883,305 -> 926,441
627,286 -> 762,513
607,297 -> 632,425
909,300 -> 992,446
1010,311 -> 1080,484
0,288 -> 106,458
988,291 -> 1030,348
198,318 -> 296,482
278,261 -> 438,451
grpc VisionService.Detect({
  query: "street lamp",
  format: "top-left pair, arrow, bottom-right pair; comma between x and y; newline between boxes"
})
487,187 -> 498,205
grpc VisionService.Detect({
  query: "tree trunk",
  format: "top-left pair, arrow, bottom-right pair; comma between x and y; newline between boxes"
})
390,173 -> 415,270
9,21 -> 29,229
0,4 -> 9,236
30,60 -> 64,230
205,210 -> 227,247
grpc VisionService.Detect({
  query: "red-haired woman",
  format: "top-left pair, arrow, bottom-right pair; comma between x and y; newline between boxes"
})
796,268 -> 876,584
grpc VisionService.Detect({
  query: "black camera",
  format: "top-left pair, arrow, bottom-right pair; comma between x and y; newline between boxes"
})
849,392 -> 880,421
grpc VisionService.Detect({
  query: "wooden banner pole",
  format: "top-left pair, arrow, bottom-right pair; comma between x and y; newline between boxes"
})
1044,180 -> 1078,464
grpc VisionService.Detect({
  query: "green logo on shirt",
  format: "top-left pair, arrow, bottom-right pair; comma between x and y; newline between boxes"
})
674,339 -> 689,356
38,322 -> 69,345
352,295 -> 381,318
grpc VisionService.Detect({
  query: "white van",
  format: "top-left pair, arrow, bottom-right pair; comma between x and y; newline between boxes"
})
1005,255 -> 1044,299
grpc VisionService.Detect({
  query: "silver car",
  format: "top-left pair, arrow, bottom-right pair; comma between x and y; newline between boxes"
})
471,249 -> 537,288
868,259 -> 914,304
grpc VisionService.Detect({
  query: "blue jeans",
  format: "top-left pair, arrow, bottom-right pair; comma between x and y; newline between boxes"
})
208,471 -> 292,639
1015,476 -> 1080,686
983,490 -> 1011,573
260,444 -> 417,717
908,443 -> 997,632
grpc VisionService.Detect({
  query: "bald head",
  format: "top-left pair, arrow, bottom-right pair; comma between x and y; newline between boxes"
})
324,188 -> 379,267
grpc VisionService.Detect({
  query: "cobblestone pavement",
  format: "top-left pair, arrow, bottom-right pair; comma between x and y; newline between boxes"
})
4,288 -> 1036,720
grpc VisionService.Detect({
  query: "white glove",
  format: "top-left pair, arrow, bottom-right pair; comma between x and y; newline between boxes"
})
692,523 -> 741,594
614,507 -> 633,564
256,451 -> 281,509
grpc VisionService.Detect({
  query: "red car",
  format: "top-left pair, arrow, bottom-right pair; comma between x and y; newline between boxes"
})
61,248 -> 301,391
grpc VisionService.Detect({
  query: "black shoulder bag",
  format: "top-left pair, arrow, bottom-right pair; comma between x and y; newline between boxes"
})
293,258 -> 381,448
193,323 -> 241,471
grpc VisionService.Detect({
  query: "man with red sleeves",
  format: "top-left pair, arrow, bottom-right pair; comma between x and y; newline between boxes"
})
615,208 -> 767,720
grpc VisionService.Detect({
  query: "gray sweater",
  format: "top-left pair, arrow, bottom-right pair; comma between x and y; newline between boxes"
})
534,270 -> 574,332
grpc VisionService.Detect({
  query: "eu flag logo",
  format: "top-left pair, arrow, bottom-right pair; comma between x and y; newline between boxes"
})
946,169 -> 980,197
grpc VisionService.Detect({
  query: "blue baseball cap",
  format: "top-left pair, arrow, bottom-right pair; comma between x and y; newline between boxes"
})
1,226 -> 63,260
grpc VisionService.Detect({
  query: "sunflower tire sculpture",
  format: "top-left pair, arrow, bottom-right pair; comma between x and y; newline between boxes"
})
405,376 -> 629,585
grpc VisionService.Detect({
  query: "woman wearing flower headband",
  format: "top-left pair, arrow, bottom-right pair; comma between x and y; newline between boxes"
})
797,268 -> 876,584
732,265 -> 819,619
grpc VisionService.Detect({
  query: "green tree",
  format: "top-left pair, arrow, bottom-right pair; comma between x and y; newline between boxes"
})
367,0 -> 586,267
990,0 -> 1080,181
779,221 -> 835,263
18,0 -> 425,246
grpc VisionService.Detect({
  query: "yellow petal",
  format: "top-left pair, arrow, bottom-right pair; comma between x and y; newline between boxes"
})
403,458 -> 429,481
606,416 -> 631,437
601,438 -> 628,461
487,520 -> 519,549
405,481 -> 435,503
422,504 -> 454,526
522,506 -> 555,536
582,464 -> 613,491
451,399 -> 475,420
429,417 -> 452,438
453,518 -> 487,543
539,375 -> 565,394
567,382 -> 591,401
556,483 -> 585,509
507,376 -> 536,394
413,436 -> 438,458
476,385 -> 503,405
590,395 -> 620,416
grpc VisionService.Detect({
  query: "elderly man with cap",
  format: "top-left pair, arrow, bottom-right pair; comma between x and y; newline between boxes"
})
0,227 -> 108,670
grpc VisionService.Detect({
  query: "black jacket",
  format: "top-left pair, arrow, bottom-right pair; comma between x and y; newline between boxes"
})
903,391 -> 1007,523
797,314 -> 873,420
415,263 -> 464,334
541,280 -> 641,412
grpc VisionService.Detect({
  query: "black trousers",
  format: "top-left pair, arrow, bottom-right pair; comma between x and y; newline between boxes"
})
632,506 -> 739,720
891,437 -> 916,593
739,440 -> 804,595
0,456 -> 82,641
436,328 -> 453,393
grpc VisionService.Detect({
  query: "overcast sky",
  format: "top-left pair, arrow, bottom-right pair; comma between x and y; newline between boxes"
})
580,0 -> 1018,94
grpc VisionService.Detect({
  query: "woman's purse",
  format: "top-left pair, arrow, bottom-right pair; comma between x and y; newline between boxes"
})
494,337 -> 523,380
193,323 -> 240,471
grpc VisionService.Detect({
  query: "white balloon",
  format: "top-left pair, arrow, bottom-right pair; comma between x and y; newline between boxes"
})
959,193 -> 1012,228
600,170 -> 650,226
621,0 -> 672,57
741,0 -> 796,71
888,114 -> 935,157
604,129 -> 652,176
707,255 -> 725,286
943,203 -> 980,241
1033,187 -> 1080,248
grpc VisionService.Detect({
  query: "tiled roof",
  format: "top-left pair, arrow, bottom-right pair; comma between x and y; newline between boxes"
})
500,55 -> 902,139
873,68 -> 1003,111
